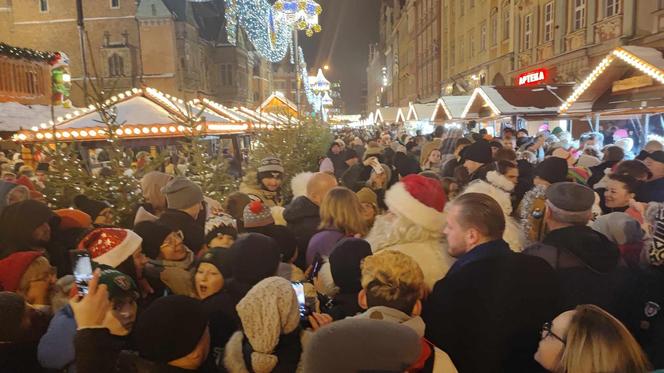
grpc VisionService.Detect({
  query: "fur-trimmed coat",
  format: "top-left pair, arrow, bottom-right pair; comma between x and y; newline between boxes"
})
462,171 -> 526,252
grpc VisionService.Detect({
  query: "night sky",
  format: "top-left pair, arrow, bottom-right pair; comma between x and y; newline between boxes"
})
300,0 -> 380,114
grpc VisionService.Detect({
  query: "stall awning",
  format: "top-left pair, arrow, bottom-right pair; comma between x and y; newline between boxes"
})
258,92 -> 298,117
0,102 -> 78,132
406,103 -> 437,122
374,106 -> 407,124
14,87 -> 250,143
559,46 -> 664,115
431,96 -> 471,122
462,85 -> 573,119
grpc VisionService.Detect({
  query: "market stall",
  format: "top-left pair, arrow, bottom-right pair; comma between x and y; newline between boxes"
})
374,106 -> 406,125
430,96 -> 472,127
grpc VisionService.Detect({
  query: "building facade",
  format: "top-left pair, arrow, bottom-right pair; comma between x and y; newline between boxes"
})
0,0 -> 273,107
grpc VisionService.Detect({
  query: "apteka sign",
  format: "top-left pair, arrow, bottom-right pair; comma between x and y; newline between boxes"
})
516,68 -> 548,86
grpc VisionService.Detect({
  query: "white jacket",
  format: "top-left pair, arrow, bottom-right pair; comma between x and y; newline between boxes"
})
373,240 -> 455,290
462,171 -> 526,252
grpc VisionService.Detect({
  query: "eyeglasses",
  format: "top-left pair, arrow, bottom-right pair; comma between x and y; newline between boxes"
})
161,230 -> 184,248
541,322 -> 566,344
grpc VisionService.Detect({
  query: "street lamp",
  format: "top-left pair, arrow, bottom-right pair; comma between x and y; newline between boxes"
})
323,65 -> 330,71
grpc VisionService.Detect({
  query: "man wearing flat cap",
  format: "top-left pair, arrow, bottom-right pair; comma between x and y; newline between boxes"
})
523,182 -> 631,316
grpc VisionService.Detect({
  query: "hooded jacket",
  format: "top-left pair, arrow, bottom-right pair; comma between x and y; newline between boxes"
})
462,171 -> 526,252
523,225 -> 633,316
283,196 -> 320,269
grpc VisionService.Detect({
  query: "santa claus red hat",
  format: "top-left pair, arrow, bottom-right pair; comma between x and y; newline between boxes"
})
384,174 -> 447,231
77,228 -> 142,268
0,251 -> 44,292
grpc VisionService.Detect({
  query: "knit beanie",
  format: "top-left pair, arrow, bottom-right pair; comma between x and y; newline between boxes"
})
0,251 -> 43,292
73,195 -> 110,220
384,174 -> 447,231
257,157 -> 284,174
133,221 -> 175,260
302,318 -> 422,373
98,267 -> 139,300
461,140 -> 492,164
545,182 -> 595,212
236,277 -> 301,373
205,214 -> 238,246
535,157 -> 569,184
567,167 -> 591,185
197,247 -> 234,279
329,238 -> 373,293
356,187 -> 378,209
134,295 -> 208,363
77,228 -> 143,268
0,200 -> 55,251
0,291 -> 26,341
160,177 -> 204,210
55,209 -> 92,230
230,233 -> 281,286
243,200 -> 275,228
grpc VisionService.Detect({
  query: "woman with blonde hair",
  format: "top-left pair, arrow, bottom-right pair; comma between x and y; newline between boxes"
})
535,304 -> 651,373
305,187 -> 368,267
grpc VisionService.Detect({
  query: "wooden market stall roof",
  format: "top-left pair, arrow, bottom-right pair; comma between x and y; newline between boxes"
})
258,92 -> 298,117
0,102 -> 79,132
406,103 -> 437,122
374,106 -> 407,124
431,96 -> 472,122
559,46 -> 664,115
14,87 -> 250,143
461,84 -> 574,120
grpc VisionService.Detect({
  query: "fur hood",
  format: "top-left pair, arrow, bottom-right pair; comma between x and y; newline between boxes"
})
290,172 -> 314,199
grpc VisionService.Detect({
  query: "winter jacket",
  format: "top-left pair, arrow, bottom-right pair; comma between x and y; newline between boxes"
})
305,229 -> 346,267
588,160 -> 620,188
203,291 -> 243,371
637,177 -> 664,203
144,249 -> 195,297
38,304 -> 78,372
283,196 -> 320,269
224,329 -> 305,373
394,152 -> 422,178
326,150 -> 349,180
353,306 -> 458,373
372,240 -> 455,291
423,240 -> 559,373
462,171 -> 526,252
156,209 -> 205,254
239,173 -> 283,207
0,307 -> 51,373
340,163 -> 371,192
323,291 -> 364,321
440,157 -> 460,178
522,225 -> 634,317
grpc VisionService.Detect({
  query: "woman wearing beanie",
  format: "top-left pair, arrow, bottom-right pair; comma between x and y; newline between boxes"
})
462,160 -> 526,251
224,277 -> 305,373
240,156 -> 285,207
242,200 -> 304,282
37,268 -> 139,373
133,221 -> 195,297
306,187 -> 368,267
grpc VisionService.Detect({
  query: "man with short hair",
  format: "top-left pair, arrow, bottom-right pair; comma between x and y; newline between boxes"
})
523,182 -> 631,315
423,193 -> 558,372
283,172 -> 337,269
637,150 -> 664,202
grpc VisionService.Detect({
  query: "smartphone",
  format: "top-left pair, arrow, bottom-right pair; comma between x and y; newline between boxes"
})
307,254 -> 323,282
70,250 -> 93,296
292,282 -> 312,322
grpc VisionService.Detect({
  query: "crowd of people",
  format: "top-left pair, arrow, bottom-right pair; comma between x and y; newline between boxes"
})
1,123 -> 664,373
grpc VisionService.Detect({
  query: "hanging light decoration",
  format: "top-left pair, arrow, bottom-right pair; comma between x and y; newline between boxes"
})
274,0 -> 322,37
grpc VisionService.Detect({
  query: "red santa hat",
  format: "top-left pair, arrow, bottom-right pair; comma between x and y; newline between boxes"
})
77,228 -> 142,268
0,251 -> 44,292
384,174 -> 447,231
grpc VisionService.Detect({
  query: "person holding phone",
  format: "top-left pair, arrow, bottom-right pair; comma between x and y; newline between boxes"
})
37,268 -> 139,373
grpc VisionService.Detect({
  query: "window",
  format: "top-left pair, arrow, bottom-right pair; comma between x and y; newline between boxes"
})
606,0 -> 619,17
39,0 -> 48,12
543,1 -> 554,42
460,0 -> 464,16
221,64 -> 234,86
108,54 -> 124,77
502,5 -> 510,40
480,22 -> 487,51
573,0 -> 586,30
111,0 -> 119,8
523,14 -> 532,50
491,13 -> 498,45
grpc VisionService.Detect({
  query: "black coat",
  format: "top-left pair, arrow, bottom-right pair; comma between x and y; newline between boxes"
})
156,209 -> 205,254
283,196 -> 320,269
523,225 -> 634,317
588,160 -> 619,188
636,177 -> 664,203
423,242 -> 559,373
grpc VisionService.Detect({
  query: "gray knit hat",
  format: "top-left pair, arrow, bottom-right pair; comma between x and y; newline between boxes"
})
257,157 -> 284,174
302,318 -> 422,373
545,182 -> 595,212
160,177 -> 203,210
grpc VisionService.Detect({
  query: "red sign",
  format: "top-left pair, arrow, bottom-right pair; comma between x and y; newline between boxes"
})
516,68 -> 548,86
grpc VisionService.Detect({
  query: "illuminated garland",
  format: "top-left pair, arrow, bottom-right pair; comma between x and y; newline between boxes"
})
0,42 -> 55,62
